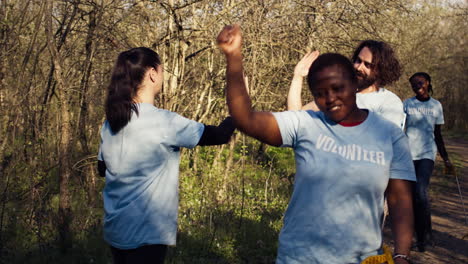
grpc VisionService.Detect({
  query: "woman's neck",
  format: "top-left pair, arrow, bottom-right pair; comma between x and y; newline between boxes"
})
416,95 -> 430,102
358,83 -> 378,94
134,85 -> 156,105
340,106 -> 368,125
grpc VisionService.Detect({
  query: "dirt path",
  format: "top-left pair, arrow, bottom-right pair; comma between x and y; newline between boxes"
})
384,135 -> 468,264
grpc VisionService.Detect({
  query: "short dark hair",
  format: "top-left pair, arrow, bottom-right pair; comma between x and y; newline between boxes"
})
409,72 -> 433,95
307,53 -> 358,92
105,47 -> 161,133
351,40 -> 401,87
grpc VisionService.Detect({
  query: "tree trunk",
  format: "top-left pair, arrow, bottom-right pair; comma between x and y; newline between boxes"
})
77,7 -> 98,206
45,0 -> 73,252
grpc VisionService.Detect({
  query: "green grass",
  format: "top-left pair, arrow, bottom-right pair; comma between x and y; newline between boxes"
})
0,140 -> 295,264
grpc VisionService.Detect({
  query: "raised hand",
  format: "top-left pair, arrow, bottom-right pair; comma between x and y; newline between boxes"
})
218,24 -> 282,146
217,24 -> 242,56
294,50 -> 319,78
287,50 -> 320,111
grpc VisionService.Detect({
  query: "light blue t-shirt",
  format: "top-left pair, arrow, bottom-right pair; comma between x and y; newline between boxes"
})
98,103 -> 204,249
357,88 -> 405,129
272,110 -> 415,264
404,97 -> 444,161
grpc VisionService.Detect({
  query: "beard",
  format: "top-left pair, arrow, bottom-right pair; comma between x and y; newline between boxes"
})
356,71 -> 377,91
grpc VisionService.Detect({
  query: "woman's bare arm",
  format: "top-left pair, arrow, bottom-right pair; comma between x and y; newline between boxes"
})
434,125 -> 453,170
217,25 -> 282,146
387,179 -> 414,258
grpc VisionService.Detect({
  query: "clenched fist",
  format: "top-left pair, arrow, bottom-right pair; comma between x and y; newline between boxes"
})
217,24 -> 242,56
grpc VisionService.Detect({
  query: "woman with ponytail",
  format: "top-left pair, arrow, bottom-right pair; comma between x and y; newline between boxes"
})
404,72 -> 453,252
97,47 -> 234,263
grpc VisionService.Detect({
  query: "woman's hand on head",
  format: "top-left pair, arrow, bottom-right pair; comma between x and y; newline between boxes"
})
217,24 -> 242,56
294,50 -> 319,78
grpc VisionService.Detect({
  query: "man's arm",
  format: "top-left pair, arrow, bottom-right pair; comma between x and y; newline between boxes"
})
287,51 -> 319,111
302,101 -> 320,111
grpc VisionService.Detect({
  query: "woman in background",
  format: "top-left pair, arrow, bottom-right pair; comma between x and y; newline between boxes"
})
98,47 -> 234,263
404,72 -> 453,252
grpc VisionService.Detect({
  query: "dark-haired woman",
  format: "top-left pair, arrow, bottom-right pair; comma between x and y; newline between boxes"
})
217,25 -> 415,264
404,72 -> 453,252
97,47 -> 235,263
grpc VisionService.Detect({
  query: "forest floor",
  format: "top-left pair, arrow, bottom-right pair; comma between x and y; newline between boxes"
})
383,133 -> 468,264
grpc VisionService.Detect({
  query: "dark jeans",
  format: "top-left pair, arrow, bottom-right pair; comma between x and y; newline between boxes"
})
412,159 -> 435,245
111,244 -> 167,264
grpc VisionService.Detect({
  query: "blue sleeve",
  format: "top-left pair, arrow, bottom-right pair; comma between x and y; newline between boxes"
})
435,101 -> 444,125
389,130 -> 416,181
403,99 -> 409,114
381,96 -> 405,130
168,113 -> 204,149
98,145 -> 103,161
97,123 -> 105,161
272,111 -> 300,148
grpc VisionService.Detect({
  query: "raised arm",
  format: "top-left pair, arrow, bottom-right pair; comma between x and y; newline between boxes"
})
302,101 -> 320,111
287,51 -> 319,111
217,25 -> 282,146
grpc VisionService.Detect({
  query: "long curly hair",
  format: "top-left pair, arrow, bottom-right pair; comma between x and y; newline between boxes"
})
351,40 -> 401,87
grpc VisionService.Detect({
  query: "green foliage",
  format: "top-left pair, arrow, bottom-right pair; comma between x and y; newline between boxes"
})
173,138 -> 293,262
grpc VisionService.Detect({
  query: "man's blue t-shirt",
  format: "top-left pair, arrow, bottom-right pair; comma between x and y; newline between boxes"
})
98,103 -> 204,249
357,88 -> 405,129
272,110 -> 415,264
404,97 -> 444,161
